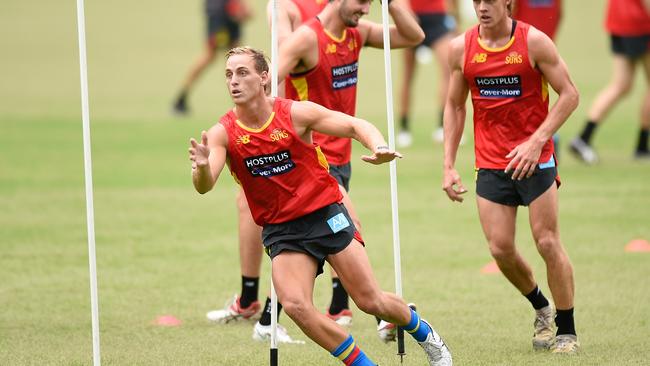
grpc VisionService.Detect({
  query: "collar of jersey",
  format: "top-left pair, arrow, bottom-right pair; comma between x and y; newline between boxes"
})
323,27 -> 347,43
236,112 -> 276,133
477,35 -> 516,53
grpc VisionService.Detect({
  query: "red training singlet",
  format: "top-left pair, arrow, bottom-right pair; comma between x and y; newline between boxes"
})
606,0 -> 650,36
221,98 -> 342,226
512,0 -> 561,40
285,18 -> 363,165
291,0 -> 327,22
409,0 -> 446,14
463,21 -> 553,169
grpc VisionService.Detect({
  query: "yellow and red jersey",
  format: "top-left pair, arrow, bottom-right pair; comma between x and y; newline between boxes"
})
463,21 -> 553,169
221,98 -> 342,225
409,0 -> 446,14
512,0 -> 562,40
291,0 -> 327,22
606,0 -> 650,36
285,18 -> 363,165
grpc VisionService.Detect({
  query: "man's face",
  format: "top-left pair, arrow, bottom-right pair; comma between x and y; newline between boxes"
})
225,54 -> 267,105
472,0 -> 510,28
338,0 -> 371,27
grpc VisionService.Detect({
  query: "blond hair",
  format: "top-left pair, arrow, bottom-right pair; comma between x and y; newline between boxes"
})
225,46 -> 270,74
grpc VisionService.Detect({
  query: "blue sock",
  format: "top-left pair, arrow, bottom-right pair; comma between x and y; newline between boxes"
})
402,308 -> 431,342
331,335 -> 376,366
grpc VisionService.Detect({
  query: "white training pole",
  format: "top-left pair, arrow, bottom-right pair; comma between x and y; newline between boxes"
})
270,0 -> 279,364
380,0 -> 406,360
75,0 -> 101,365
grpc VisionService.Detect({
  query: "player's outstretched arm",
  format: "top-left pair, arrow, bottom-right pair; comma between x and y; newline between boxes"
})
291,100 -> 402,165
189,125 -> 228,194
360,0 -> 424,49
442,34 -> 469,203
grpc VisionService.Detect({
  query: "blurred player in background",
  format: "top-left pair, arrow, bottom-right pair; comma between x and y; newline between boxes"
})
512,0 -> 562,157
397,0 -> 458,147
172,0 -> 252,115
570,0 -> 650,163
190,46 -> 452,366
276,0 -> 425,342
443,0 -> 580,354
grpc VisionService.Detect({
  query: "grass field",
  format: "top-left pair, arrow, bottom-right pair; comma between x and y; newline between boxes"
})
1,0 -> 649,365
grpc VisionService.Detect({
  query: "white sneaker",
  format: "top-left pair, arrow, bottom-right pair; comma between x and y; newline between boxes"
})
533,305 -> 555,350
206,295 -> 261,324
397,130 -> 413,148
326,309 -> 353,327
433,127 -> 465,145
569,137 -> 598,165
252,321 -> 305,344
377,320 -> 396,343
418,320 -> 452,366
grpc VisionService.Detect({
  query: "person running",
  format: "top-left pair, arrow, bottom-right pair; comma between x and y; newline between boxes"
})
205,0 -> 343,345
190,46 -> 452,366
442,0 -> 580,354
570,0 -> 650,163
276,0 -> 424,342
172,0 -> 252,115
397,0 -> 458,147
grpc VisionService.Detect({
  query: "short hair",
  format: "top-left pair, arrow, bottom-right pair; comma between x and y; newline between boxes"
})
225,47 -> 270,74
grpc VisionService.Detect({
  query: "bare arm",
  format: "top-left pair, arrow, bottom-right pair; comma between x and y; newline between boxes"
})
291,101 -> 401,164
359,0 -> 424,49
266,0 -> 300,45
189,125 -> 229,194
277,26 -> 318,81
442,34 -> 469,202
504,28 -> 579,179
644,0 -> 650,12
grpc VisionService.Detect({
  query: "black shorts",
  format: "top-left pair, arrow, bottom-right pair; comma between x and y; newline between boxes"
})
611,34 -> 650,59
262,203 -> 362,276
476,160 -> 558,207
416,13 -> 456,48
206,13 -> 241,48
329,163 -> 352,192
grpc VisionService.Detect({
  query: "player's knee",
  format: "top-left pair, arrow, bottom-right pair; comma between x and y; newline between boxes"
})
615,81 -> 633,97
535,235 -> 561,259
281,297 -> 312,323
488,241 -> 516,261
353,292 -> 383,315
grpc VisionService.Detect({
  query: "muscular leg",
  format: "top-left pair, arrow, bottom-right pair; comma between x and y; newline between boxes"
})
179,42 -> 218,95
528,184 -> 574,310
476,197 -> 537,295
327,240 -> 411,325
272,251 -> 348,350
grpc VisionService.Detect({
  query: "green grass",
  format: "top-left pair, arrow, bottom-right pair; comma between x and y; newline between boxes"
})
1,0 -> 649,365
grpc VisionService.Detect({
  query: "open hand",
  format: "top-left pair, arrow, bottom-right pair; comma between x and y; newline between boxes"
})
189,131 -> 210,170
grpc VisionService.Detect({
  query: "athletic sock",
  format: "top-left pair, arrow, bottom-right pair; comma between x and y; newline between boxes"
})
403,308 -> 431,343
239,276 -> 259,308
328,278 -> 350,315
636,128 -> 649,152
579,120 -> 598,144
331,335 -> 376,366
258,297 -> 282,326
555,308 -> 576,336
400,115 -> 409,131
524,286 -> 550,310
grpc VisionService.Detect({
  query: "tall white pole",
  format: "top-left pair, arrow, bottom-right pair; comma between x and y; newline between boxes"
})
270,0 -> 279,364
380,0 -> 406,360
75,0 -> 101,365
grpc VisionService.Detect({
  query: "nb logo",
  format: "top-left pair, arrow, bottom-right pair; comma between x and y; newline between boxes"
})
327,212 -> 350,233
471,53 -> 487,63
326,44 -> 337,54
236,135 -> 251,144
